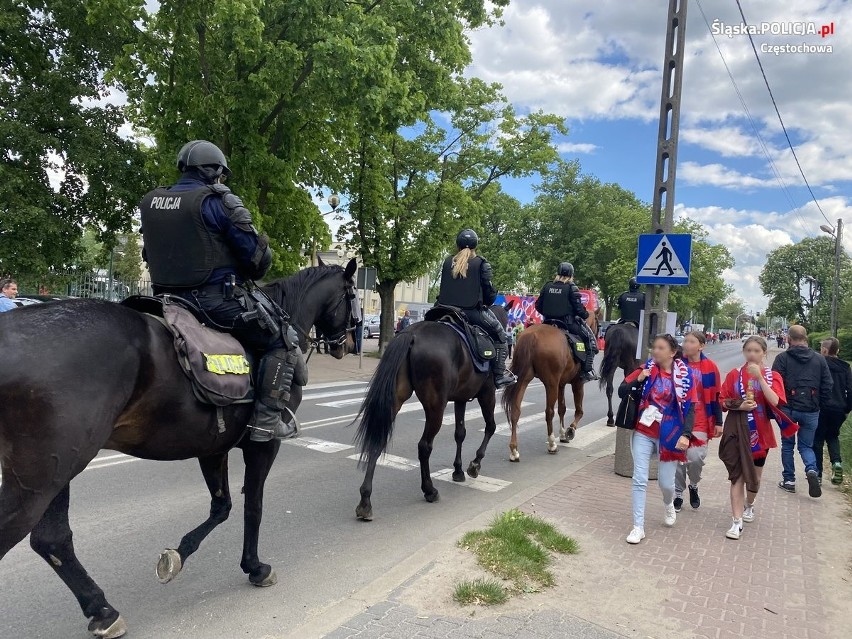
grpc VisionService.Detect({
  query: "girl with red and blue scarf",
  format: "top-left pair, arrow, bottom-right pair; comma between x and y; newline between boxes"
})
674,332 -> 723,512
620,334 -> 697,545
720,336 -> 797,540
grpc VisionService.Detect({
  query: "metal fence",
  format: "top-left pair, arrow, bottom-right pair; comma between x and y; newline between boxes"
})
61,274 -> 153,301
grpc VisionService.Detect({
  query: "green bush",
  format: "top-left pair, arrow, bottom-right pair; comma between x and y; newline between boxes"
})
808,329 -> 852,351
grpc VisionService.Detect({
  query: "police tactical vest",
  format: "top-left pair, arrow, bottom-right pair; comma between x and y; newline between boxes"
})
538,281 -> 572,318
620,292 -> 645,321
139,186 -> 239,289
438,255 -> 484,309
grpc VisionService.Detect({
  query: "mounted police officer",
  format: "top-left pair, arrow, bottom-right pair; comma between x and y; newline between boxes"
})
535,263 -> 598,382
139,140 -> 302,442
617,277 -> 645,325
436,229 -> 516,388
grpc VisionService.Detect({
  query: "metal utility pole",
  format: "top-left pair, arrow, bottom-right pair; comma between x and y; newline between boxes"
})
821,218 -> 843,337
641,0 -> 688,358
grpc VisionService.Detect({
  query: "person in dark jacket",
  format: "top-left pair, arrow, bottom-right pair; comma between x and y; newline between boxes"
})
140,140 -> 303,442
436,229 -> 515,388
771,325 -> 833,498
617,277 -> 645,325
535,262 -> 598,381
816,337 -> 852,484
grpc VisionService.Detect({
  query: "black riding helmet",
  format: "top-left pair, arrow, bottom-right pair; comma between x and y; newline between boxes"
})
456,229 -> 479,250
629,277 -> 639,290
177,140 -> 232,179
558,262 -> 574,278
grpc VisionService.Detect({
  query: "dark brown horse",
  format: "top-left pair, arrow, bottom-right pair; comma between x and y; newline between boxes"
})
500,312 -> 599,461
599,322 -> 640,426
353,303 -> 513,521
0,261 -> 358,639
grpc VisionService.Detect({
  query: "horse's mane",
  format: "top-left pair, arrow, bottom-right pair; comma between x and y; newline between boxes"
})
263,264 -> 345,312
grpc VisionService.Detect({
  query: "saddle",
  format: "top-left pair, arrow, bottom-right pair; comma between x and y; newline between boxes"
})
424,305 -> 496,367
542,318 -> 588,364
122,295 -> 253,410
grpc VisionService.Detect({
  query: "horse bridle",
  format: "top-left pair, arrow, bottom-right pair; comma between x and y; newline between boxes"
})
295,279 -> 361,359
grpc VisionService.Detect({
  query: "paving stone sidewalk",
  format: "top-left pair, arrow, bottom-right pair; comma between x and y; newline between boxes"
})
325,441 -> 849,639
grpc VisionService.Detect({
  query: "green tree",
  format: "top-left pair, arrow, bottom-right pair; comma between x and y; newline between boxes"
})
714,296 -> 746,330
759,236 -> 851,331
343,95 -> 564,348
115,0 -> 511,276
667,219 -> 734,326
0,1 -> 148,281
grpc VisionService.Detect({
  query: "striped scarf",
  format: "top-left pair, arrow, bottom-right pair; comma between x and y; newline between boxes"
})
642,358 -> 693,462
736,365 -> 799,456
695,353 -> 721,423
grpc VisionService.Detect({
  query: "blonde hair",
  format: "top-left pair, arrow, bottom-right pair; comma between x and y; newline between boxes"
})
452,248 -> 476,278
554,275 -> 572,283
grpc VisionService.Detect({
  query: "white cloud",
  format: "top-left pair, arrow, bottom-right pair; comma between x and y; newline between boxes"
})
680,127 -> 760,157
679,162 -> 777,190
556,142 -> 598,154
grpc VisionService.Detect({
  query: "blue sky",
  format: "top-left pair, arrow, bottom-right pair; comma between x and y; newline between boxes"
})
466,0 -> 852,310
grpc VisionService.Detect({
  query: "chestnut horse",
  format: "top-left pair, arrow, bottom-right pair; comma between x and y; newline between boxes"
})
500,311 -> 600,462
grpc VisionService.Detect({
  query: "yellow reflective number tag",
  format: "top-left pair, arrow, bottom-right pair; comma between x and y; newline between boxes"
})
576,343 -> 586,352
203,354 -> 251,375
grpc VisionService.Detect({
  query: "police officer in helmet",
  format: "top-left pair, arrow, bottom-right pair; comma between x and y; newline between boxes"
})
535,262 -> 599,382
139,140 -> 303,442
617,277 -> 645,325
436,229 -> 516,388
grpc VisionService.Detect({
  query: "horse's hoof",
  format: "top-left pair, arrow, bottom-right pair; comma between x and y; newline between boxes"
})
467,462 -> 480,478
509,448 -> 520,463
606,420 -> 615,427
452,470 -> 466,482
356,503 -> 373,521
156,549 -> 182,584
424,490 -> 440,503
566,427 -> 576,442
249,566 -> 277,587
89,613 -> 127,639
547,446 -> 559,454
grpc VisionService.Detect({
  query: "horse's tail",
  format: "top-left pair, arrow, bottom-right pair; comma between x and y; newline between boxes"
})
501,331 -> 534,423
353,332 -> 414,467
599,327 -> 621,390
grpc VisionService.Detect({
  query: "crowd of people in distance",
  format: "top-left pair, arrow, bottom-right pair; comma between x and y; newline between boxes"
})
619,325 -> 851,544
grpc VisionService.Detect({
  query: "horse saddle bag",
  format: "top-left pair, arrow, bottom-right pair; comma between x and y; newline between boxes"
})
122,295 -> 252,407
424,305 -> 496,363
542,319 -> 587,364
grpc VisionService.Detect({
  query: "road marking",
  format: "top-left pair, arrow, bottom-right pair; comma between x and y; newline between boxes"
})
303,380 -> 369,391
302,388 -> 371,401
346,452 -> 419,471
430,468 -> 511,492
282,436 -> 354,453
441,402 -> 532,427
560,418 -> 615,449
318,397 -> 370,408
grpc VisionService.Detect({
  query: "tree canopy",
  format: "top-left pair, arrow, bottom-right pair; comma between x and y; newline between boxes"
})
759,236 -> 851,331
0,0 -> 148,283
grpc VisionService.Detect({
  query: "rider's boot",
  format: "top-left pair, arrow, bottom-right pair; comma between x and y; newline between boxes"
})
581,340 -> 599,383
493,343 -> 517,388
249,348 -> 298,442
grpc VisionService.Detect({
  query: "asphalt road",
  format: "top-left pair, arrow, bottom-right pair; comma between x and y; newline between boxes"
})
0,341 -> 748,639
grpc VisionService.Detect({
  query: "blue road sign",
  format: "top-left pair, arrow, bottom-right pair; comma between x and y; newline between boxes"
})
635,233 -> 692,285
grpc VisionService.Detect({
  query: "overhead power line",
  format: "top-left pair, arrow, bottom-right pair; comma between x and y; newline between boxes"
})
734,0 -> 832,226
694,0 -> 811,236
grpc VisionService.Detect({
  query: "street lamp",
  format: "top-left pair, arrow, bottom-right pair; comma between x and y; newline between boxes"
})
820,219 -> 843,337
733,312 -> 751,336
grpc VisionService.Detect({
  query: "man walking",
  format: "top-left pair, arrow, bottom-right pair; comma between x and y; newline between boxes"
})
772,325 -> 833,498
0,279 -> 18,312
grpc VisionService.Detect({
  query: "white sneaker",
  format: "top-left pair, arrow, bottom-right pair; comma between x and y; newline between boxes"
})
626,527 -> 646,544
726,519 -> 743,540
742,505 -> 755,523
664,503 -> 677,527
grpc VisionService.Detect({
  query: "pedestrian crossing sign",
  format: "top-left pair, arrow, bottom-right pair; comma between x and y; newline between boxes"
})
635,233 -> 692,285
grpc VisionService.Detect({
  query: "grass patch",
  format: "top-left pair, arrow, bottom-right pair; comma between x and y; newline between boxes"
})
841,413 -> 852,482
453,578 -> 508,606
457,509 -> 578,603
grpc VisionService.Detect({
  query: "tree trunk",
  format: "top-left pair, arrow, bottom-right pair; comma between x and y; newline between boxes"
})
604,296 -> 616,321
376,279 -> 399,355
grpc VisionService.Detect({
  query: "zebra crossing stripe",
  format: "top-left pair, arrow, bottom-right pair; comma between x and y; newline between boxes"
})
345,452 -> 419,471
430,468 -> 511,492
282,437 -> 354,453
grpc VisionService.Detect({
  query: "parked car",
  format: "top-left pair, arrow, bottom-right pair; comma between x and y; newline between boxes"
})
362,315 -> 381,338
13,294 -> 72,307
741,333 -> 753,342
675,333 -> 685,346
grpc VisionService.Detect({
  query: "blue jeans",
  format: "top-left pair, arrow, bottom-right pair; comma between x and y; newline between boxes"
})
631,431 -> 678,529
780,409 -> 819,482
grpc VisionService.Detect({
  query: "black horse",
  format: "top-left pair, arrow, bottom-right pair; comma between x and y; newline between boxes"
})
599,322 -> 640,426
354,303 -> 512,521
0,260 -> 358,639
